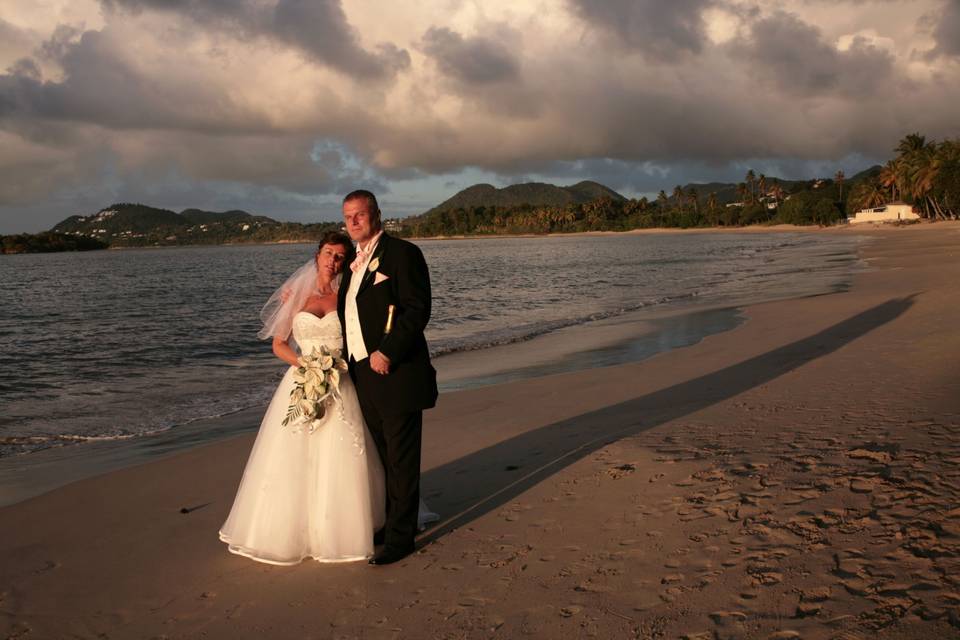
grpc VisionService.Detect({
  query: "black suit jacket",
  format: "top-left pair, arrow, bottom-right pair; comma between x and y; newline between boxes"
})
338,233 -> 438,414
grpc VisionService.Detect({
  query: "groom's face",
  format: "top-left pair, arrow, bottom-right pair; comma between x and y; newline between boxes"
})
342,198 -> 380,245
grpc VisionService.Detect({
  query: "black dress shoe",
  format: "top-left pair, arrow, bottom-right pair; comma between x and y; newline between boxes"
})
368,546 -> 414,566
373,528 -> 385,546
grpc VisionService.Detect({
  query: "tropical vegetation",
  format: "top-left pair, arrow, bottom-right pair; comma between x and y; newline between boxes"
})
5,132 -> 957,253
1,232 -> 108,254
848,133 -> 960,220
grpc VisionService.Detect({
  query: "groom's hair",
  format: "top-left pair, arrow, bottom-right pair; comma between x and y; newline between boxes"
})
343,190 -> 380,219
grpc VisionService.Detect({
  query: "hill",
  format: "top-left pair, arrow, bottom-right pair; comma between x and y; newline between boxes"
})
48,203 -> 334,248
424,180 -> 626,216
179,208 -> 276,225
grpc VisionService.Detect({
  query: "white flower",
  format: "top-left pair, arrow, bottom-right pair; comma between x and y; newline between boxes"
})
368,257 -> 380,272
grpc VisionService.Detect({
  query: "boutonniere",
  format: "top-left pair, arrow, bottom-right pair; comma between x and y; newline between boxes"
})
367,257 -> 380,272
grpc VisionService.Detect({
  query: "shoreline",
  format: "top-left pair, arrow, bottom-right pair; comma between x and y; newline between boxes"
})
2,219 -> 933,253
0,301 -> 747,508
3,222 -> 959,638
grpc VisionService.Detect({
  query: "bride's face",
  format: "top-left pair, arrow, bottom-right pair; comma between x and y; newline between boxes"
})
316,243 -> 349,281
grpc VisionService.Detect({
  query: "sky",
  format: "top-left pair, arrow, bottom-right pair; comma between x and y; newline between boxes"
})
1,0 -> 958,233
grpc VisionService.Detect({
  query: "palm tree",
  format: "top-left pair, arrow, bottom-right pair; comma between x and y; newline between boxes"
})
834,170 -> 845,203
656,191 -> 668,225
687,187 -> 699,217
769,180 -> 785,206
908,144 -> 943,219
896,133 -> 927,157
758,174 -> 767,202
879,161 -> 900,201
850,181 -> 886,211
736,182 -> 748,204
672,185 -> 685,212
745,170 -> 757,204
707,192 -> 718,224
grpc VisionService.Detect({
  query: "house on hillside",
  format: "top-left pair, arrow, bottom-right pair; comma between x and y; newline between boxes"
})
847,202 -> 919,224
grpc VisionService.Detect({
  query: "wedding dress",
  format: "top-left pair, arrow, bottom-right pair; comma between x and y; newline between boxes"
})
218,311 -> 387,565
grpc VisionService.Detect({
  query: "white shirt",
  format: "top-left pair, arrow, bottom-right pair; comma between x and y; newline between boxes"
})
344,231 -> 382,362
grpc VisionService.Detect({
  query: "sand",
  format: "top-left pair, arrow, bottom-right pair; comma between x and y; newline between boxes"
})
2,222 -> 959,639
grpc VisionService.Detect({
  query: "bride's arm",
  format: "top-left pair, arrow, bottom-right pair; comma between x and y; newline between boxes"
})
272,336 -> 301,368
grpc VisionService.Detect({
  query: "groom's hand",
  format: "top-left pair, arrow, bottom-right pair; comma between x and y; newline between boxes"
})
370,351 -> 391,375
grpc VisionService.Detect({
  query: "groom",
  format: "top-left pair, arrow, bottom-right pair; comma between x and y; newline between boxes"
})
337,189 -> 438,566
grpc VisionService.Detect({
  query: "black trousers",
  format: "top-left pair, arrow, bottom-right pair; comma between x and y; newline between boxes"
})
350,359 -> 422,551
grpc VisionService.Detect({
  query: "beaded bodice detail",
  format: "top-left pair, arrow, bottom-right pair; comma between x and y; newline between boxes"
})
292,312 -> 343,354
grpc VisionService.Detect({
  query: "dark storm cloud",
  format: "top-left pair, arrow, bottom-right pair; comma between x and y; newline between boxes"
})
927,0 -> 960,58
0,30 -> 268,132
521,155 -> 884,197
729,10 -> 895,96
420,27 -> 519,84
101,0 -> 409,79
567,0 -> 714,61
0,133 -> 388,231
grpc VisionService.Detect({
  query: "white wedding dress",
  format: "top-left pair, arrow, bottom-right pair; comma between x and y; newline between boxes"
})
219,311 -> 387,565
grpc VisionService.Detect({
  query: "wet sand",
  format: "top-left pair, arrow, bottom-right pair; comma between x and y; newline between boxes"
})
2,222 -> 959,639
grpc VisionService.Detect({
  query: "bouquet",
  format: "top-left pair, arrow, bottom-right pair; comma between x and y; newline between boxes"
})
282,346 -> 348,432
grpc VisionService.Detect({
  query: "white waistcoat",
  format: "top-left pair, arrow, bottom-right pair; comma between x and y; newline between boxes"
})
344,235 -> 380,361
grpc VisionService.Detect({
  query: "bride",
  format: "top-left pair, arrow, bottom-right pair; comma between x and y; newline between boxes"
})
219,232 -> 433,565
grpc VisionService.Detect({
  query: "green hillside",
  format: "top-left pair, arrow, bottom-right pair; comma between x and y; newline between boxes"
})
47,203 -> 336,248
424,180 -> 626,216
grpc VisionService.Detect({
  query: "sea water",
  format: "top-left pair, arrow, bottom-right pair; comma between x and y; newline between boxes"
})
0,232 -> 863,459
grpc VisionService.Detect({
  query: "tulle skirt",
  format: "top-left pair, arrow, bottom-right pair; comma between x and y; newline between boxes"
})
219,367 -> 386,565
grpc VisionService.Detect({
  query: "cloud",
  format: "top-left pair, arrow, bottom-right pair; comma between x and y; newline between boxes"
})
0,18 -> 40,69
100,0 -> 410,80
567,0 -> 714,61
729,10 -> 895,96
420,26 -> 520,84
0,28 -> 272,133
926,0 -> 960,58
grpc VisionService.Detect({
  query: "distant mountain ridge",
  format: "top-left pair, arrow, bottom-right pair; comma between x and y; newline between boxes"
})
425,180 -> 626,215
53,203 -> 278,236
48,203 -> 336,247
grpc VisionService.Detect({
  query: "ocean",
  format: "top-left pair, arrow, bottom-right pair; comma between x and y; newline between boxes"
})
0,232 -> 864,460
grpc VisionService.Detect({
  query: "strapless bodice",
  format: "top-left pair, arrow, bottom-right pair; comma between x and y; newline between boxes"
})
292,311 -> 343,354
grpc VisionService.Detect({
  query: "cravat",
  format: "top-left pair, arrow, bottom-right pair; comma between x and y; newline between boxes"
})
349,245 -> 368,273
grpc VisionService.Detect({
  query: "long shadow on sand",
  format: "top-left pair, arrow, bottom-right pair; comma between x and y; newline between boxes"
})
418,296 -> 915,546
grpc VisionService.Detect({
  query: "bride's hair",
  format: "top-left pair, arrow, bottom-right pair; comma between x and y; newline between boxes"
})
258,231 -> 354,341
317,230 -> 352,257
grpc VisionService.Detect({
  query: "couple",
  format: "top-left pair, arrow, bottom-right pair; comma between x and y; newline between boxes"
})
219,190 -> 438,566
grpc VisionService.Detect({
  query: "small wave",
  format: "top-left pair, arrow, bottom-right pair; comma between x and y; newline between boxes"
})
430,292 -> 699,357
0,395 -> 269,459
0,433 -> 137,446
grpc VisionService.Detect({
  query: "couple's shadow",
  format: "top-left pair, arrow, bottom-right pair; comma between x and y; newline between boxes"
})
417,296 -> 915,546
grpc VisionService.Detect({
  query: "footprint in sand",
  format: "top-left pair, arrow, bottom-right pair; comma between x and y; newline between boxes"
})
794,601 -> 822,618
34,560 -> 60,574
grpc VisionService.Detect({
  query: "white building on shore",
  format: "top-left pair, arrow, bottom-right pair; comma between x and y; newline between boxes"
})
847,202 -> 919,224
